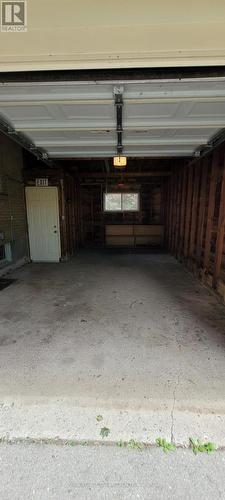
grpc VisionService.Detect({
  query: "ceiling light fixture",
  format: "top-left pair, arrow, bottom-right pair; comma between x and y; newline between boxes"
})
113,156 -> 127,168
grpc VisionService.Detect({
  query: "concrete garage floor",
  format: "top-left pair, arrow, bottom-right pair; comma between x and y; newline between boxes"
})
1,251 -> 225,446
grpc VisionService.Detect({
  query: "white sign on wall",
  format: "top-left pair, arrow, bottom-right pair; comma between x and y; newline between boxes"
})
35,178 -> 49,187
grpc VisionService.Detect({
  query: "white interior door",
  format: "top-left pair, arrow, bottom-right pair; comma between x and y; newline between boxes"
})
25,187 -> 61,262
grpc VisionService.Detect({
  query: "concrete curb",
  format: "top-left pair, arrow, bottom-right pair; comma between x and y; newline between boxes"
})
0,401 -> 224,447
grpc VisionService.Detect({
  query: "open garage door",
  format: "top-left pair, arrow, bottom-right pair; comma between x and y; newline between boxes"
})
0,77 -> 225,160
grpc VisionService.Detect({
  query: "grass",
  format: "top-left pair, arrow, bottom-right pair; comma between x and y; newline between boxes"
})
117,440 -> 127,448
96,415 -> 103,422
156,438 -> 176,453
127,439 -> 143,450
64,436 -> 217,454
189,438 -> 216,455
100,427 -> 110,438
117,439 -> 143,450
67,440 -> 77,446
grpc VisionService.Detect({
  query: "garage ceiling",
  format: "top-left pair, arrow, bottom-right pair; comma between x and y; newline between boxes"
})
0,77 -> 225,159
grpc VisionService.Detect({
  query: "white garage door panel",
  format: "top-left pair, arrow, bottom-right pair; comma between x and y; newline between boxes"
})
2,80 -> 225,101
125,102 -> 180,119
2,105 -> 54,121
24,127 -> 219,147
1,78 -> 225,159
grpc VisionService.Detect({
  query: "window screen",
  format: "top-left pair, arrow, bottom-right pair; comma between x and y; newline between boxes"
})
104,193 -> 139,212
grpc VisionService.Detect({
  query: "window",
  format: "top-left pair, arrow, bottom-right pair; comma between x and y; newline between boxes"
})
104,193 -> 139,212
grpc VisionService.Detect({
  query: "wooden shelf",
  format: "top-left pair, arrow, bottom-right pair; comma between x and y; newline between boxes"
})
105,224 -> 164,247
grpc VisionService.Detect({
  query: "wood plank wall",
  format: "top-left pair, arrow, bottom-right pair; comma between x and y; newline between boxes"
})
64,174 -> 82,255
165,143 -> 225,303
0,133 -> 28,262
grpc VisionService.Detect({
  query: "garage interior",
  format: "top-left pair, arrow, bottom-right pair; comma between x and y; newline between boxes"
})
1,71 -> 225,443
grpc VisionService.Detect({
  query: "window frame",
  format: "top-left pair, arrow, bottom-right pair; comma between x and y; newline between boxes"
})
103,192 -> 140,213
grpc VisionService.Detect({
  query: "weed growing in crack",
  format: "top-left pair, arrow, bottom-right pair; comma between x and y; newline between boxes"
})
189,438 -> 216,455
156,437 -> 176,452
117,440 -> 127,448
127,439 -> 143,450
67,440 -> 77,446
